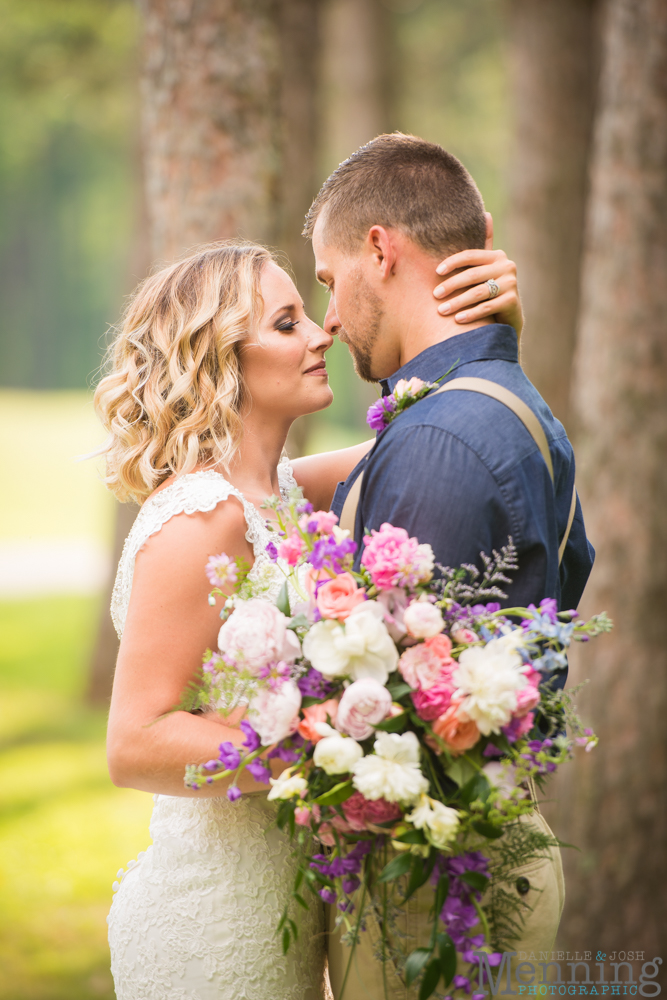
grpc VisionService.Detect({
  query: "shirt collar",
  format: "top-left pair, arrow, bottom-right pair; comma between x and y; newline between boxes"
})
380,324 -> 519,396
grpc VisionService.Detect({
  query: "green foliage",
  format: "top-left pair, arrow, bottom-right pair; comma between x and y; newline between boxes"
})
0,0 -> 140,390
0,595 -> 153,999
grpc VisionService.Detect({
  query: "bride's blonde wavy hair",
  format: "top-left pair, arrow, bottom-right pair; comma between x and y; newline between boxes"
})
94,240 -> 274,502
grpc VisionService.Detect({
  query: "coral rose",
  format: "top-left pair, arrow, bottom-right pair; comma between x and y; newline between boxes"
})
424,633 -> 453,662
297,699 -> 339,743
432,699 -> 480,755
316,573 -> 367,621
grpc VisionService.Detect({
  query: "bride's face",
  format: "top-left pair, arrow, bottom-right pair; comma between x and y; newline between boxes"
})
240,262 -> 334,421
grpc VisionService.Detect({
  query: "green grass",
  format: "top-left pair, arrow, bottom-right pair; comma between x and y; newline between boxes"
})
0,597 -> 153,1000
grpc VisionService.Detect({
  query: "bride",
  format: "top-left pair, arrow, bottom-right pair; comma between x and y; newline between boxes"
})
97,239 -> 522,999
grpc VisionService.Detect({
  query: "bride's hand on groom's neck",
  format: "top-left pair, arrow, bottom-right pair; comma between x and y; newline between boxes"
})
433,248 -> 524,339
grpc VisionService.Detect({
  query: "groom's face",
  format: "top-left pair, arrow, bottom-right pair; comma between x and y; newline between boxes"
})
312,217 -> 392,383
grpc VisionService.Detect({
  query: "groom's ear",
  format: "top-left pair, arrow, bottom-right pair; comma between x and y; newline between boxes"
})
367,225 -> 397,279
484,212 -> 494,250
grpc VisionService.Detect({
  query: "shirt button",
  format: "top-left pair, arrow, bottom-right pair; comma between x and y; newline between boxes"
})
516,876 -> 531,895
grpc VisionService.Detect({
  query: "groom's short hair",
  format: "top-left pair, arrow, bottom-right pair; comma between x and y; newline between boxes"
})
303,133 -> 487,257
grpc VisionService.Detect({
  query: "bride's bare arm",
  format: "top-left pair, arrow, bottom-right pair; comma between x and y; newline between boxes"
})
106,499 -> 285,798
291,439 -> 374,512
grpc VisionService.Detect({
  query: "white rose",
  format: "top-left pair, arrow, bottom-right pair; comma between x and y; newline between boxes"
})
482,761 -> 528,800
218,599 -> 301,675
403,600 -> 445,639
267,769 -> 308,801
452,642 -> 528,736
407,794 -> 460,849
247,679 -> 302,746
351,731 -> 429,806
303,602 -> 398,684
313,733 -> 363,775
336,678 -> 393,740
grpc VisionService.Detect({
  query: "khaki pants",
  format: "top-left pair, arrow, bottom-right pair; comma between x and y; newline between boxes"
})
327,805 -> 565,1000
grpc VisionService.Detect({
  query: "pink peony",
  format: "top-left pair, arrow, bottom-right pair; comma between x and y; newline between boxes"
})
330,813 -> 354,833
398,644 -> 444,690
218,599 -> 300,675
393,377 -> 426,397
336,678 -> 392,740
297,699 -> 339,744
515,684 -> 541,717
316,573 -> 367,621
403,600 -> 445,639
411,679 -> 455,721
432,699 -> 480,755
361,523 -> 434,591
277,533 -> 306,566
451,627 -> 478,645
342,791 -> 403,832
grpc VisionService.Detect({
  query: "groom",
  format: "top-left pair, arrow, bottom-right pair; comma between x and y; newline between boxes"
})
303,134 -> 595,998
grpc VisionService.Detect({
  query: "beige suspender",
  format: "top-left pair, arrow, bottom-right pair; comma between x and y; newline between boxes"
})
339,376 -> 578,566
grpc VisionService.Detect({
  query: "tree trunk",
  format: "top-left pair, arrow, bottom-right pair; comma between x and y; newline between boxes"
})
553,0 -> 667,954
506,0 -> 600,432
88,0 -> 323,704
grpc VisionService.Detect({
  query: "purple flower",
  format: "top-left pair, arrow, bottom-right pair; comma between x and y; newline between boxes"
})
539,598 -> 559,623
482,743 -> 503,758
338,898 -> 355,912
265,541 -> 278,561
297,501 -> 314,515
342,876 -> 360,895
308,536 -> 357,572
453,975 -> 471,992
240,720 -> 261,752
203,759 -> 221,771
268,733 -> 306,762
366,395 -> 396,431
227,785 -> 242,802
217,742 -> 241,770
297,668 -> 334,699
440,896 -> 480,945
246,758 -> 271,784
319,887 -> 337,905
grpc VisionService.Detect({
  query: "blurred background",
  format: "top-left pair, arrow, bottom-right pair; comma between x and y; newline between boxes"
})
0,0 -> 664,997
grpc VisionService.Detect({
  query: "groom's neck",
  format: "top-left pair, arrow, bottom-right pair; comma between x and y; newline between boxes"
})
390,264 -> 491,371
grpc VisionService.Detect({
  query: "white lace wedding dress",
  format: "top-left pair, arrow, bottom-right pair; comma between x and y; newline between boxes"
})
107,463 -> 326,1000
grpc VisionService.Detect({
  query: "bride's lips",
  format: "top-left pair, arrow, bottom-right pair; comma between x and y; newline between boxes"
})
303,360 -> 328,376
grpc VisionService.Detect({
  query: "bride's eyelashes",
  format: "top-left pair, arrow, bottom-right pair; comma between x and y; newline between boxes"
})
276,318 -> 299,333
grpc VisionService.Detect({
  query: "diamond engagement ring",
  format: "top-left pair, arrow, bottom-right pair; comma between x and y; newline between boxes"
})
486,278 -> 500,299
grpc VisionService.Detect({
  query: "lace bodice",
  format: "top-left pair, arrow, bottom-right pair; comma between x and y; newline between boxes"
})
106,457 -> 327,999
110,459 -> 298,638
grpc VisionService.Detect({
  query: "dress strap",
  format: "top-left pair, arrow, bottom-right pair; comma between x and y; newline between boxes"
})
111,470 -> 250,638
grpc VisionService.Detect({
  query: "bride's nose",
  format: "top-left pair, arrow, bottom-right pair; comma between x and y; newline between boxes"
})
305,319 -> 333,353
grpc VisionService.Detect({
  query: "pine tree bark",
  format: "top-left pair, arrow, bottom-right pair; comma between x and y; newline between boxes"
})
506,0 -> 600,432
553,0 -> 667,954
88,0 -> 323,704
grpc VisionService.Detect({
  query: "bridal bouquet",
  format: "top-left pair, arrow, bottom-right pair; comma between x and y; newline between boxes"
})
181,494 -> 610,1000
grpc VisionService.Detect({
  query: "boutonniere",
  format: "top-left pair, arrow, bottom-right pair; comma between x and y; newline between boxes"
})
366,377 -> 437,431
366,362 -> 458,432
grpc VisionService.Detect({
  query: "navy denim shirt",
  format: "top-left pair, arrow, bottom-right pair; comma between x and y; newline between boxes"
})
332,325 -> 594,613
